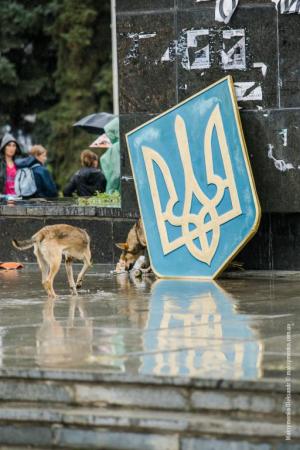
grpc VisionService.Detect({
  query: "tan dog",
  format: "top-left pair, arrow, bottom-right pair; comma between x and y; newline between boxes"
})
12,224 -> 91,298
115,218 -> 150,271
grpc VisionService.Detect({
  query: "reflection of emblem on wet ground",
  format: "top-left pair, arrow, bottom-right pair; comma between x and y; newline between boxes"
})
140,281 -> 262,379
143,105 -> 241,265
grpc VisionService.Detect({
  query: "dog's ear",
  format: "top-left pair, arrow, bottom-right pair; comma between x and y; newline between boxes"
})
115,242 -> 129,250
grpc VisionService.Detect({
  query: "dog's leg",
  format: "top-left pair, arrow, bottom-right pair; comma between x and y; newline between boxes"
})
75,251 -> 91,290
43,252 -> 62,298
65,256 -> 77,295
34,245 -> 49,284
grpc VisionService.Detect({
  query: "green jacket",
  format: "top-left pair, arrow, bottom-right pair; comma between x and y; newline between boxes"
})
100,117 -> 120,194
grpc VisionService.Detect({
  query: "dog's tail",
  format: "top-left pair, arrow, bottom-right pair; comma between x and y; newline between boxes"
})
12,238 -> 35,251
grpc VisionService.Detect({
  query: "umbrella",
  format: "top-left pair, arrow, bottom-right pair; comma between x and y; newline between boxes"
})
73,112 -> 115,135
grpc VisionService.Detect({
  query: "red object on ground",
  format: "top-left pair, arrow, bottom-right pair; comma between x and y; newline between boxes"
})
0,262 -> 24,270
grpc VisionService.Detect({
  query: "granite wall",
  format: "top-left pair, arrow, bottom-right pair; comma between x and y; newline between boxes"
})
116,0 -> 300,269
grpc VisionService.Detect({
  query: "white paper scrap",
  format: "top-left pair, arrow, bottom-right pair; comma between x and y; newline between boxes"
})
215,0 -> 240,24
222,29 -> 246,70
180,29 -> 210,70
234,82 -> 263,101
253,62 -> 268,77
272,0 -> 300,13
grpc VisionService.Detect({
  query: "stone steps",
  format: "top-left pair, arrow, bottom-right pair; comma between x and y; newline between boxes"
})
0,375 -> 299,415
0,402 -> 297,449
0,371 -> 299,449
0,402 -> 295,436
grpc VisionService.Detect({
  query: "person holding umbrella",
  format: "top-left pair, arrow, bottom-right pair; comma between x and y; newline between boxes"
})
73,113 -> 120,194
99,117 -> 120,194
73,112 -> 115,135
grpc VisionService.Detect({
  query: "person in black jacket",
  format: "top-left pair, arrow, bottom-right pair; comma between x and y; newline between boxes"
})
63,150 -> 106,197
15,145 -> 57,198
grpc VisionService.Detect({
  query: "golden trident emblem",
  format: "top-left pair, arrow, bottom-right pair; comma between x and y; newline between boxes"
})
142,104 -> 242,266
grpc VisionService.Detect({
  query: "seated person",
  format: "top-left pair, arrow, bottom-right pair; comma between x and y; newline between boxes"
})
63,150 -> 106,197
0,133 -> 23,195
16,145 -> 57,198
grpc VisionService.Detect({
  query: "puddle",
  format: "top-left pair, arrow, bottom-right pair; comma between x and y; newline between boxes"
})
0,265 -> 299,380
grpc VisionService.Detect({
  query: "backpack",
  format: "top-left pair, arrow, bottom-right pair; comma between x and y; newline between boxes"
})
14,164 -> 39,197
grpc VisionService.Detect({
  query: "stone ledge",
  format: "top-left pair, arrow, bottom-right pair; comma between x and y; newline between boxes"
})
0,423 -> 179,450
54,427 -> 179,450
221,270 -> 300,280
0,380 -> 74,404
74,384 -> 188,410
0,378 -> 299,416
0,369 -> 298,393
0,427 -> 292,450
181,438 -> 273,450
0,205 -> 139,219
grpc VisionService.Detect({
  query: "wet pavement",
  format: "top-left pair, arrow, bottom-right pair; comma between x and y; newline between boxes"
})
0,264 -> 299,381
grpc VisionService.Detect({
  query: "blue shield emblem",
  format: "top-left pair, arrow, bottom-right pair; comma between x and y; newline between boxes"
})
126,76 -> 260,279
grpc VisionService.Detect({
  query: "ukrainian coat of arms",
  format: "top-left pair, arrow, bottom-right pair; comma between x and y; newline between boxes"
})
126,76 -> 260,279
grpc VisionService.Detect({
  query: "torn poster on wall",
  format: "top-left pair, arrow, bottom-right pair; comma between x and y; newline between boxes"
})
253,62 -> 268,78
161,28 -> 246,71
161,40 -> 177,63
195,0 -> 300,22
267,126 -> 300,172
121,32 -> 157,65
271,0 -> 300,13
234,82 -> 263,101
180,30 -> 210,70
196,0 -> 239,24
215,0 -> 240,24
123,28 -> 266,105
267,144 -> 294,172
279,128 -> 288,147
222,29 -> 246,70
